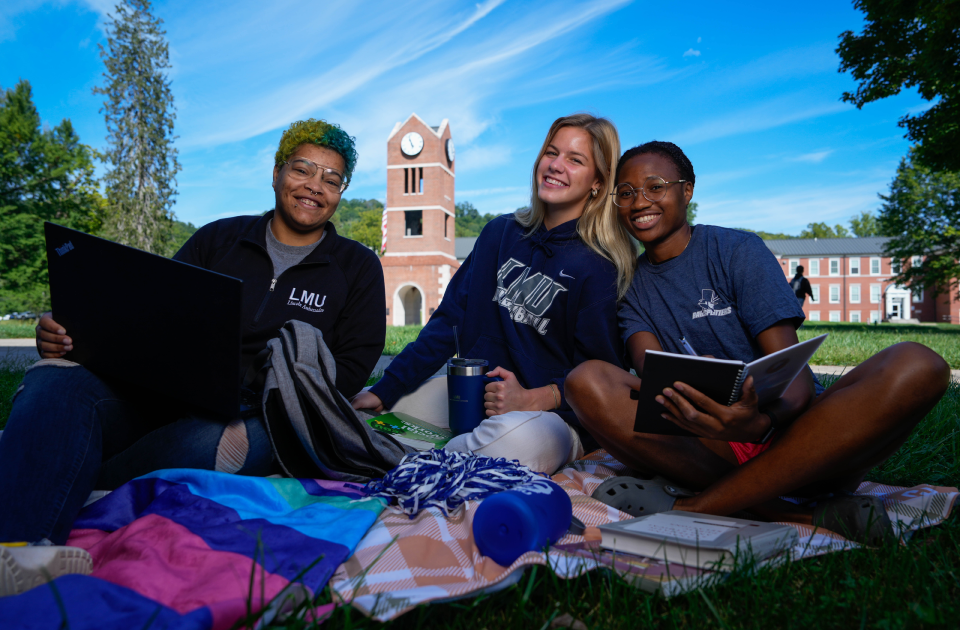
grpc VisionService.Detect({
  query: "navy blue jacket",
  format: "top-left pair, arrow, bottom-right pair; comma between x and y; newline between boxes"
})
370,214 -> 625,433
174,211 -> 385,397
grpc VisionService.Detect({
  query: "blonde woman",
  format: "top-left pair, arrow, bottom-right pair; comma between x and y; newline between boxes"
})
352,114 -> 636,472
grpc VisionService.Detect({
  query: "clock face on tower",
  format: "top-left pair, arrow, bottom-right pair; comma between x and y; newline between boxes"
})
401,132 -> 424,157
445,138 -> 455,163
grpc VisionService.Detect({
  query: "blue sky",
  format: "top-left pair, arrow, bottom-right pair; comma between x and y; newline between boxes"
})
1,0 -> 929,234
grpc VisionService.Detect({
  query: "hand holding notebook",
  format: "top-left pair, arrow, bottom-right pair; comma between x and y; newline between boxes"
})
633,334 -> 827,438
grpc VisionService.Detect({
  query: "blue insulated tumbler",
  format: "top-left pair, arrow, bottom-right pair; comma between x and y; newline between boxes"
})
447,358 -> 500,436
472,479 -> 573,567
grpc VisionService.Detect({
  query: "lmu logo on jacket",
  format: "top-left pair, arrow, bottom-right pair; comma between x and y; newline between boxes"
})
493,258 -> 567,335
288,288 -> 326,313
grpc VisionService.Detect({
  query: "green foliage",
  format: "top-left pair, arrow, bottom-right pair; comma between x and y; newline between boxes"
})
384,325 -> 423,355
798,321 -> 960,369
849,210 -> 883,237
0,321 -> 37,338
164,219 -> 198,257
94,0 -> 180,255
878,149 -> 960,296
330,198 -> 384,252
455,201 -> 497,237
685,200 -> 697,226
799,221 -> 850,238
0,80 -> 104,314
837,0 -> 960,172
736,228 -> 798,240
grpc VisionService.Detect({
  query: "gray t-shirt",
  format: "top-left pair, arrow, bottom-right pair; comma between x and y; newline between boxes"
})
618,224 -> 805,364
265,219 -> 325,278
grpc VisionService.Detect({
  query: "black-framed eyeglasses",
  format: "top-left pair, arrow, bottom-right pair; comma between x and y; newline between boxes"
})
611,176 -> 687,207
284,158 -> 348,193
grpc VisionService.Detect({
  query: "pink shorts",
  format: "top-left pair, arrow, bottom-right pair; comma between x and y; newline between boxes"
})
728,439 -> 774,465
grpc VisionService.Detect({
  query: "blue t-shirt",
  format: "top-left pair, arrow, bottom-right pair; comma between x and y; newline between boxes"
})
619,225 -> 804,364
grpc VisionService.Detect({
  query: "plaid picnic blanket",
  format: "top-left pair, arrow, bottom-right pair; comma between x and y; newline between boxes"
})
331,451 -> 959,621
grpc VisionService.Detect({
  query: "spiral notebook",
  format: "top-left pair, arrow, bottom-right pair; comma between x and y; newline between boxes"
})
633,334 -> 827,437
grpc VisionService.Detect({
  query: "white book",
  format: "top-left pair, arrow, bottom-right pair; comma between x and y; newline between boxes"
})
599,511 -> 799,570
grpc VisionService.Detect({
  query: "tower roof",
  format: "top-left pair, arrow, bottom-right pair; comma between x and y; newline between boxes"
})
387,113 -> 449,141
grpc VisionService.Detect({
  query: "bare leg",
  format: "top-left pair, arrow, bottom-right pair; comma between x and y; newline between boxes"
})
567,342 -> 950,517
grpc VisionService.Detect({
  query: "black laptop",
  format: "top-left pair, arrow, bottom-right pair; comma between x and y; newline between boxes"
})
44,222 -> 244,419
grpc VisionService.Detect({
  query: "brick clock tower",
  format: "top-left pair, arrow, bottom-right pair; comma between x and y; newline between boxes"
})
381,113 -> 459,326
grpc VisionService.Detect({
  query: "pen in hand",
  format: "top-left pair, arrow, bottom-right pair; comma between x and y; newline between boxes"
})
679,337 -> 698,357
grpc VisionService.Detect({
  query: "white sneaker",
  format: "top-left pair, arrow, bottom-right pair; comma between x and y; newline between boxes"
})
0,545 -> 93,597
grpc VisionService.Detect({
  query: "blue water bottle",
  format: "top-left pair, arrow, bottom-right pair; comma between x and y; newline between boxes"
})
447,358 -> 501,436
472,479 -> 573,566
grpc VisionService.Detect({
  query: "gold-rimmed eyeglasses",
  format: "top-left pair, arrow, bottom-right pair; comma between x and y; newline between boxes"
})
284,158 -> 348,194
611,176 -> 687,207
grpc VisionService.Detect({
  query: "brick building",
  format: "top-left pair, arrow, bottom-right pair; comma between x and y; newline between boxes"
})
380,114 -> 459,326
764,237 -> 960,324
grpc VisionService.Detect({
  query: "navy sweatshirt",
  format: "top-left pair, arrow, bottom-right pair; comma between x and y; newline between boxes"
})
174,211 -> 386,397
370,214 -> 625,433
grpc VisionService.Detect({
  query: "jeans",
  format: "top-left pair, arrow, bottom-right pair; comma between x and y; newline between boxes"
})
0,364 -> 273,545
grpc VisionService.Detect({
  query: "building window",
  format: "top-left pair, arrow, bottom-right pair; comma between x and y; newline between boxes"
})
419,167 -> 424,195
870,257 -> 881,275
849,258 -> 860,275
850,284 -> 861,303
829,311 -> 841,322
912,287 -> 924,303
811,285 -> 820,304
869,310 -> 880,323
829,258 -> 840,276
891,259 -> 902,274
789,259 -> 799,276
404,168 -> 409,194
870,284 -> 881,303
404,210 -> 422,236
829,285 -> 840,303
444,214 -> 449,238
850,311 -> 861,323
809,311 -> 820,321
911,255 -> 922,268
809,259 -> 820,276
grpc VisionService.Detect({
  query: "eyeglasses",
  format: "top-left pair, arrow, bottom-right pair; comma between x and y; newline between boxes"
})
611,176 -> 688,207
283,158 -> 348,193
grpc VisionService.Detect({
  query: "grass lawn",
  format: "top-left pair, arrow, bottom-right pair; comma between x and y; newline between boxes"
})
0,334 -> 958,628
0,320 -> 37,339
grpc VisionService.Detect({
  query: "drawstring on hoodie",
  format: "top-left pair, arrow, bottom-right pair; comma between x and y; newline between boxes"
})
530,229 -> 556,257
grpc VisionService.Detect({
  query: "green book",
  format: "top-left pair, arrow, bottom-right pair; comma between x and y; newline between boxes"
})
366,412 -> 453,450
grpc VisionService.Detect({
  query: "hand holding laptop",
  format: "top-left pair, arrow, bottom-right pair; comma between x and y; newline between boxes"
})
35,312 -> 73,359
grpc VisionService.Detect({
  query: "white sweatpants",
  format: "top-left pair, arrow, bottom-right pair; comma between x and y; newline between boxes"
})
385,376 -> 583,474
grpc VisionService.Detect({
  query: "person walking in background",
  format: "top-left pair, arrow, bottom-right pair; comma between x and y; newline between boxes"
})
791,265 -> 813,307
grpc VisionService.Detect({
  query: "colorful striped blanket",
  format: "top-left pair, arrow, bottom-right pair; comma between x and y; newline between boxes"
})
0,469 -> 384,629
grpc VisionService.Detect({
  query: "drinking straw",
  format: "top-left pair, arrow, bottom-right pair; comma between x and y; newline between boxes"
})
453,325 -> 461,359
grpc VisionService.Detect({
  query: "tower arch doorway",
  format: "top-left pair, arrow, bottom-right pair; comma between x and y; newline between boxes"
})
393,284 -> 424,326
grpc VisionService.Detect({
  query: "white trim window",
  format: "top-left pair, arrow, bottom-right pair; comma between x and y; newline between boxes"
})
849,257 -> 861,275
869,310 -> 880,323
809,311 -> 820,321
789,258 -> 799,276
850,311 -> 861,323
850,284 -> 861,303
811,285 -> 820,304
911,255 -> 922,268
809,259 -> 820,276
870,257 -> 881,275
829,311 -> 841,322
913,287 -> 924,303
829,285 -> 840,303
829,258 -> 840,276
870,284 -> 882,304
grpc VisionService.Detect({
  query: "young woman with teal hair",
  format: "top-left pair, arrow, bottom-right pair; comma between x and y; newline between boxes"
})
0,119 -> 385,568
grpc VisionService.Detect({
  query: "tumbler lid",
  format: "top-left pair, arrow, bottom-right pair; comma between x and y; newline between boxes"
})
447,358 -> 489,376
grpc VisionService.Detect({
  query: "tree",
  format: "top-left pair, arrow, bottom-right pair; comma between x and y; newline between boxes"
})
878,149 -> 960,296
837,0 -> 960,172
849,210 -> 883,237
0,80 -> 104,315
686,201 -> 698,226
94,0 -> 180,255
799,222 -> 850,239
330,198 -> 384,252
455,201 -> 497,237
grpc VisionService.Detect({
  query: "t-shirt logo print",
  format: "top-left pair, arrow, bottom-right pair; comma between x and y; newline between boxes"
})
493,258 -> 567,335
693,289 -> 732,320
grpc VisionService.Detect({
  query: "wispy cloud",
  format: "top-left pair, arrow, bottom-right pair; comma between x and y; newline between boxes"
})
683,48 -> 701,57
671,94 -> 850,145
457,186 -> 526,197
791,150 -> 833,163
